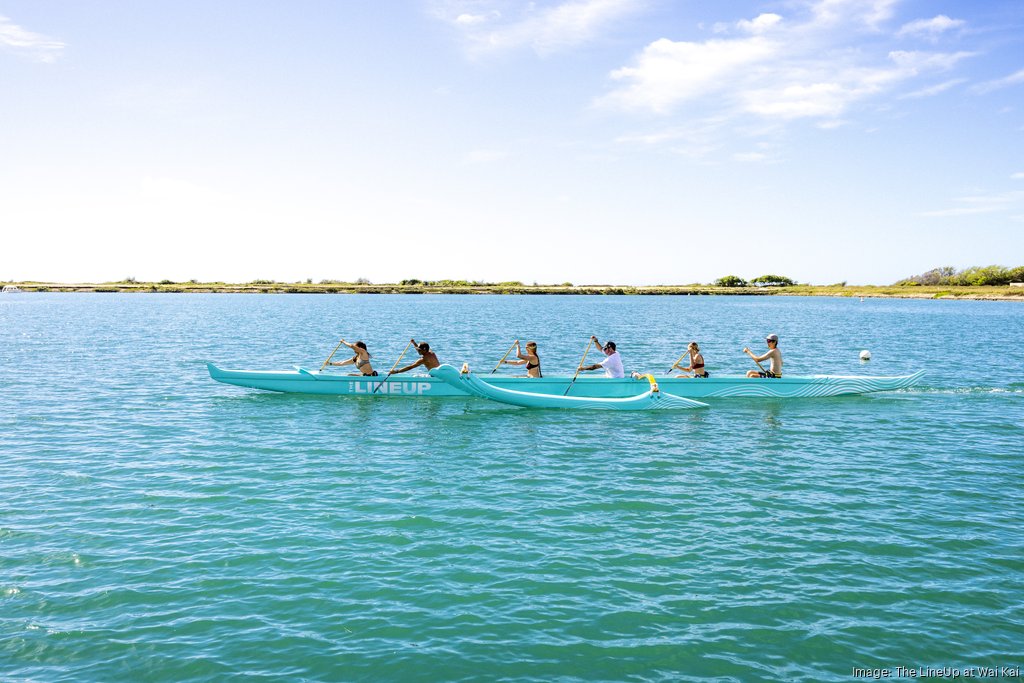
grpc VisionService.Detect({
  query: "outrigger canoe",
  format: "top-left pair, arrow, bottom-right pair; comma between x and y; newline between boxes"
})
207,363 -> 925,399
429,365 -> 708,410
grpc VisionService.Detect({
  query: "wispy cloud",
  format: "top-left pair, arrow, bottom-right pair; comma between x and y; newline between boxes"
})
900,77 -> 967,99
1011,172 -> 1024,180
435,0 -> 642,56
599,0 -> 974,127
0,14 -> 64,62
972,68 -> 1024,95
733,151 -> 768,163
897,15 -> 965,41
809,0 -> 899,30
614,116 -> 730,158
922,190 -> 1024,217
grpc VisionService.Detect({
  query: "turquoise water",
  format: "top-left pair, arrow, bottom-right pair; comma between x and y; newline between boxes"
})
2,293 -> 1022,681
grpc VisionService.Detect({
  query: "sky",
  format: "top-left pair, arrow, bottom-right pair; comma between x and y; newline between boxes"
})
1,0 -> 1022,285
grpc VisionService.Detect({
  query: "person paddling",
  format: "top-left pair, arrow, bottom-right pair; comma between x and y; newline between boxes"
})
580,336 -> 624,378
327,340 -> 377,376
500,340 -> 542,377
673,341 -> 708,378
391,339 -> 440,375
744,334 -> 783,378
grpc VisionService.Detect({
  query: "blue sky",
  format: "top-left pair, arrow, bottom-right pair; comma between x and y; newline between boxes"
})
1,0 -> 1021,285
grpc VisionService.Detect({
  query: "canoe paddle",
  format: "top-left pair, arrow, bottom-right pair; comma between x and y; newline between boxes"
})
667,350 -> 688,374
373,339 -> 414,393
564,338 -> 594,396
743,347 -> 768,375
491,339 -> 519,374
319,338 -> 347,371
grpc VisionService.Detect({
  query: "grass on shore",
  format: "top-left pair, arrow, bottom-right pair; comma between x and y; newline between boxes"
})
2,280 -> 1023,299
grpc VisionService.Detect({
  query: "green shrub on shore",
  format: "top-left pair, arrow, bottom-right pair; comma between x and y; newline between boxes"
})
751,274 -> 795,287
896,265 -> 1024,286
715,275 -> 747,287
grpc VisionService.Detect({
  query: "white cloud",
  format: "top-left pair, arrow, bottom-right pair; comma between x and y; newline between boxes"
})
816,118 -> 849,129
0,14 -> 64,62
438,0 -> 641,56
900,78 -> 966,99
922,206 -> 1000,217
614,119 -> 727,159
897,15 -> 964,40
1011,172 -> 1024,180
599,1 -> 975,127
737,14 -> 782,35
455,13 -> 491,26
809,0 -> 899,30
972,68 -> 1024,95
603,36 -> 779,113
733,151 -> 767,162
922,190 -> 1024,217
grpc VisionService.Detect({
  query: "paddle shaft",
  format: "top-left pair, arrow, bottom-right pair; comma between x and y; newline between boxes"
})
668,350 -> 689,374
373,340 -> 414,393
746,349 -> 768,374
491,339 -> 519,374
563,338 -> 594,396
319,338 -> 347,371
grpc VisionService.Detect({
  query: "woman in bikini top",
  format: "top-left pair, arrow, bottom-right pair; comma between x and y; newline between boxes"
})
673,341 -> 709,378
501,340 -> 542,378
328,340 -> 377,376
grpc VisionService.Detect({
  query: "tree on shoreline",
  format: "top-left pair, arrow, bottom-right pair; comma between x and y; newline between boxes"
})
714,275 -> 747,287
896,265 -> 1024,286
751,274 -> 795,287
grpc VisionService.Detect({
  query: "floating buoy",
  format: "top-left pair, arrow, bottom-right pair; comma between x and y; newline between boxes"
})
859,350 -> 871,361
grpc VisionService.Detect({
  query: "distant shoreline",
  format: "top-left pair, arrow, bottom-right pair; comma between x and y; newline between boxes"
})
3,281 -> 1023,301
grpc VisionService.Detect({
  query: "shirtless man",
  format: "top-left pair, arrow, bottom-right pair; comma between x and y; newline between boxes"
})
744,334 -> 782,378
391,339 -> 440,374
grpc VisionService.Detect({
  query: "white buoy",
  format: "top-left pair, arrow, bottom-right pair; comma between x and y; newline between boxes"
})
859,350 -> 871,361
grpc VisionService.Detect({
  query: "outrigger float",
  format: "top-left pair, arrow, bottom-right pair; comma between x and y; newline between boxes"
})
429,365 -> 708,410
207,363 -> 925,400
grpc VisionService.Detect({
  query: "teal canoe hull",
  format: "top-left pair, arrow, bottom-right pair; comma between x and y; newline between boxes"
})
429,365 -> 709,410
208,363 -> 925,399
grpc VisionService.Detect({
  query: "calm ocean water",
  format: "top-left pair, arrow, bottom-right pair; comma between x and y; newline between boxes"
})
2,293 -> 1022,682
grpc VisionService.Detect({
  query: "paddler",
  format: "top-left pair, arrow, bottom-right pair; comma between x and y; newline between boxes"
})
500,340 -> 542,377
391,339 -> 440,374
579,336 -> 624,378
744,334 -> 783,378
327,340 -> 377,376
673,341 -> 708,378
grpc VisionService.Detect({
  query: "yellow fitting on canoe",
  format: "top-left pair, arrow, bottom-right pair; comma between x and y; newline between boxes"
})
637,373 -> 659,393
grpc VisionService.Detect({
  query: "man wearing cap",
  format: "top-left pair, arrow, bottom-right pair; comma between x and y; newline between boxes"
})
580,336 -> 625,378
744,334 -> 783,378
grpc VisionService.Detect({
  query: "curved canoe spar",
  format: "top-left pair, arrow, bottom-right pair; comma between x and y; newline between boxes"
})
429,365 -> 709,410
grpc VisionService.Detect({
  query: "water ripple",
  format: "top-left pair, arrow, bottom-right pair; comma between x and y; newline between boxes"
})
1,294 -> 1023,681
